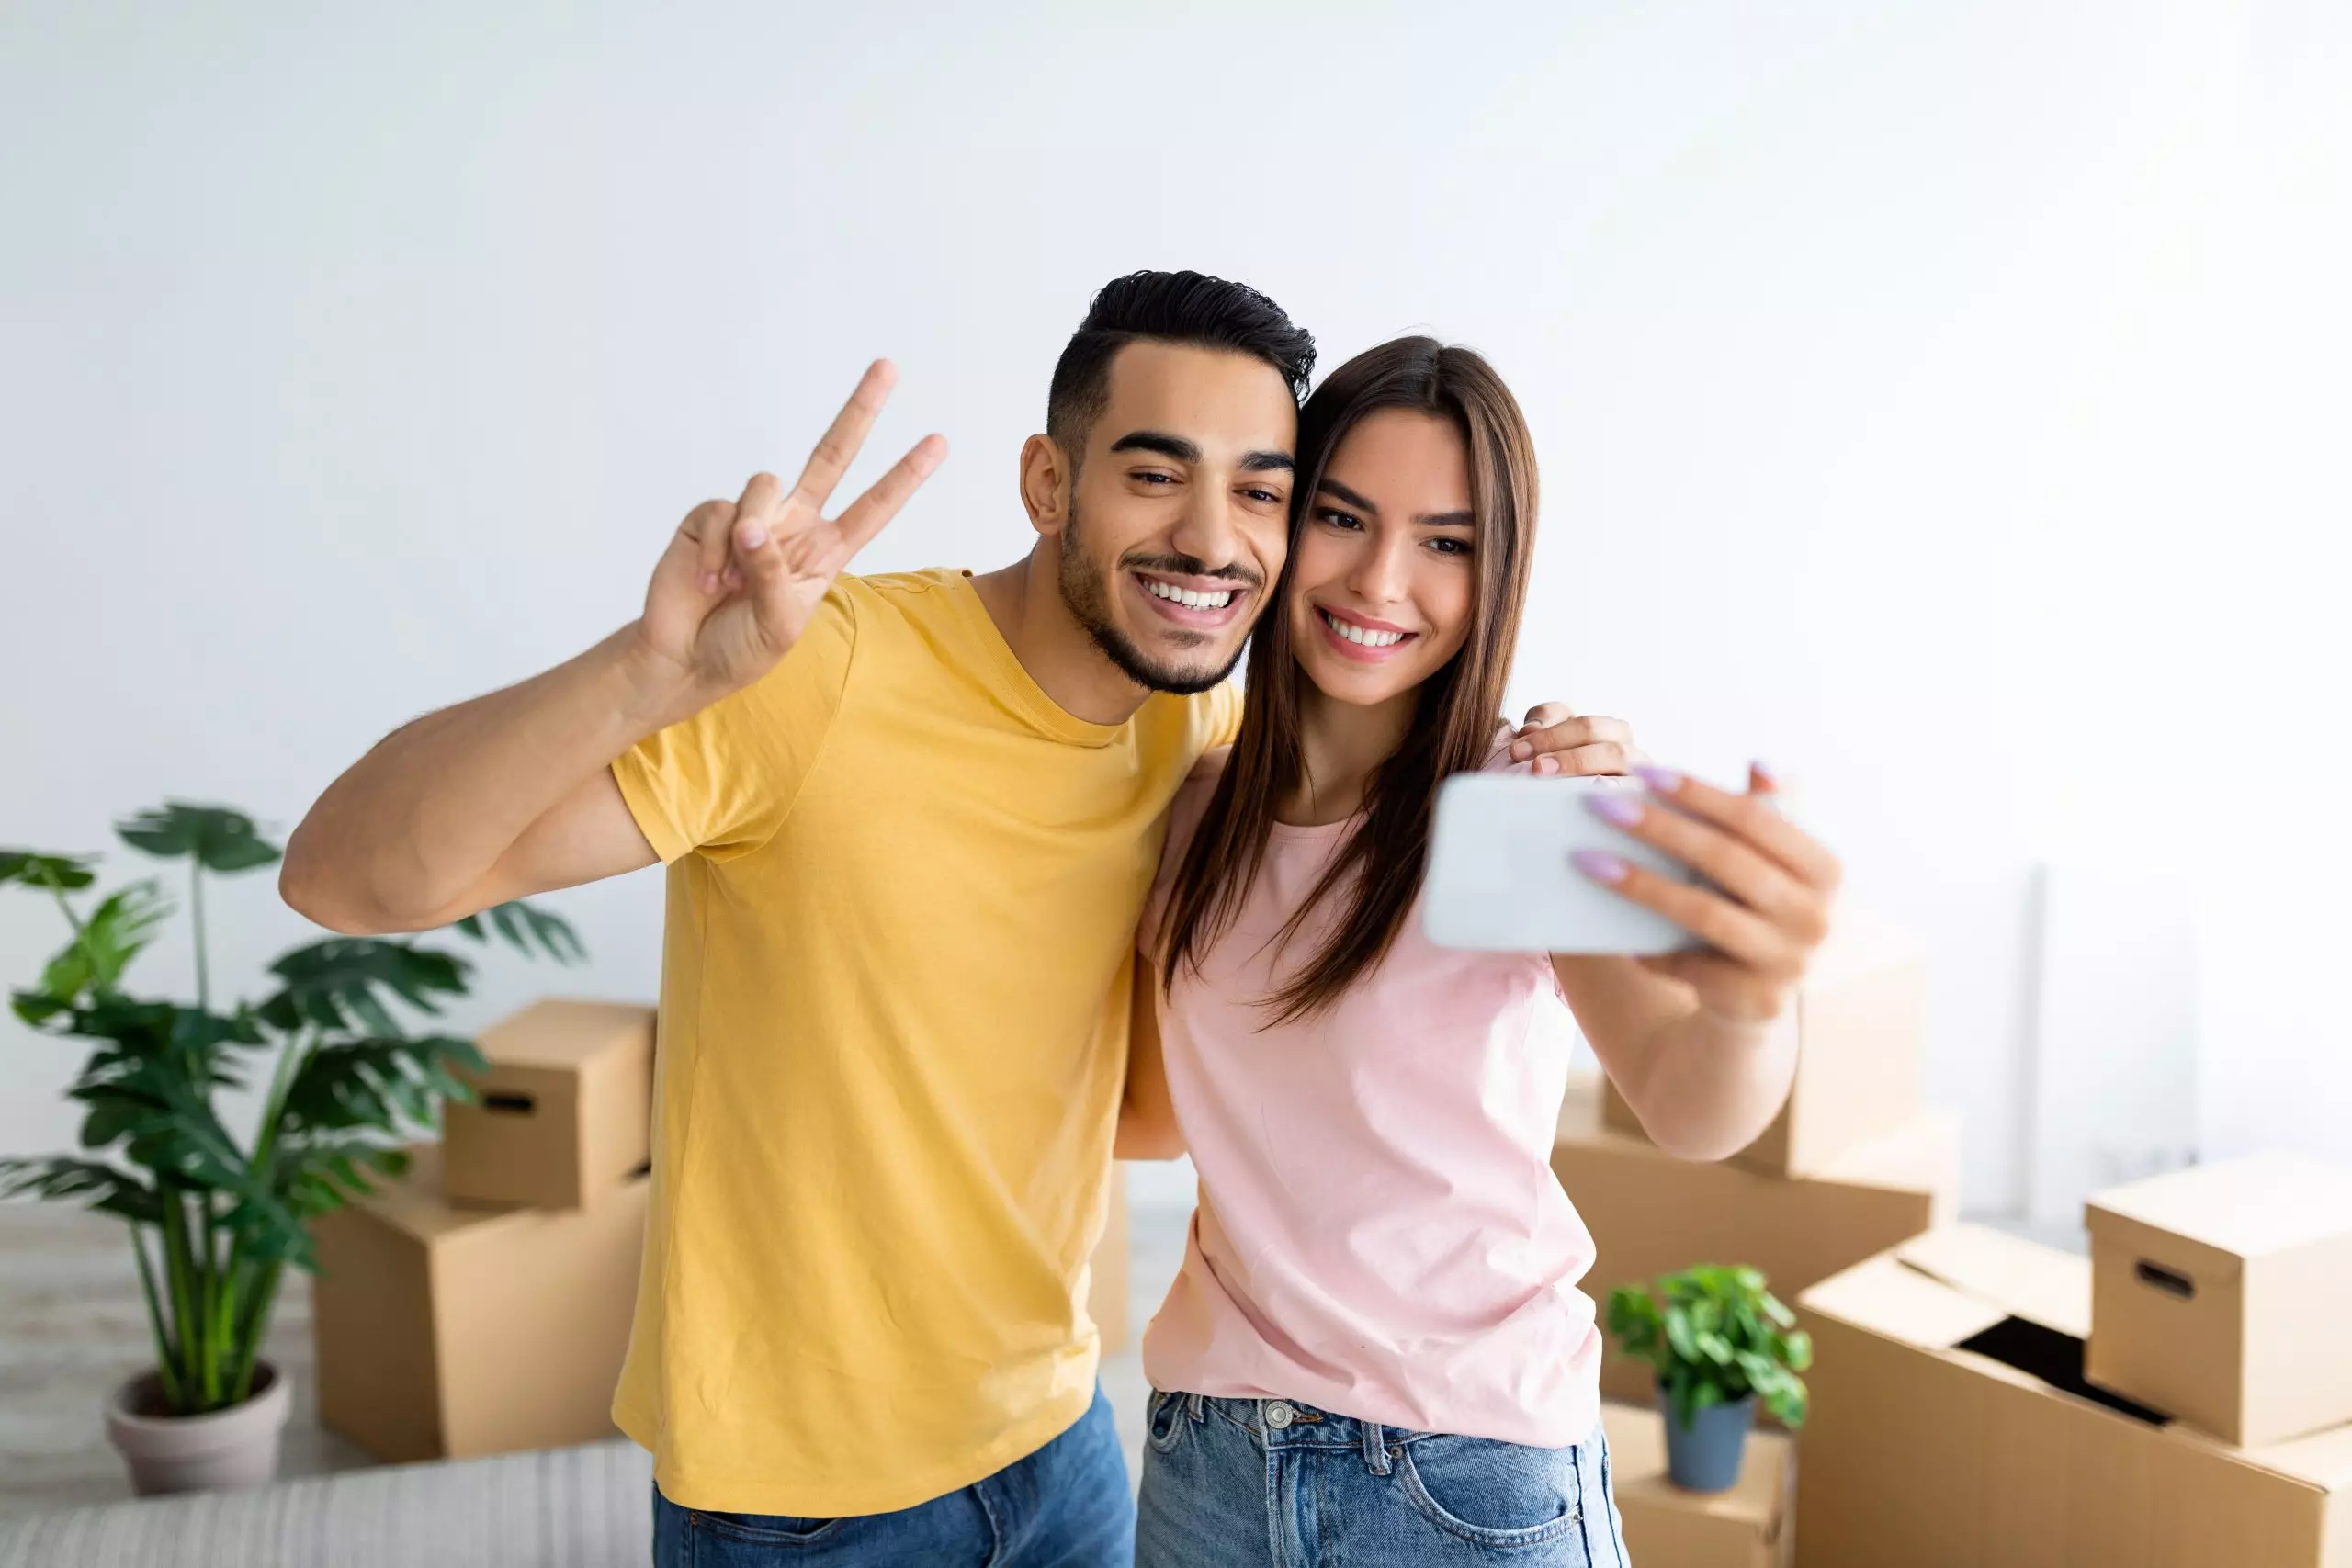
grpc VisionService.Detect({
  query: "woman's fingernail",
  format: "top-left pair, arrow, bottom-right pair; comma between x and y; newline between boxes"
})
1750,760 -> 1781,793
1570,849 -> 1630,885
1585,793 -> 1644,829
1634,764 -> 1684,795
1510,739 -> 1533,761
700,572 -> 719,594
737,520 -> 770,550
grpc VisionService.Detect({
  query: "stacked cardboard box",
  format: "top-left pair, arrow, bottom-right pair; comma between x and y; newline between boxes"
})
1796,1215 -> 2352,1567
1555,911 -> 1957,1410
312,999 -> 1135,1463
311,999 -> 658,1463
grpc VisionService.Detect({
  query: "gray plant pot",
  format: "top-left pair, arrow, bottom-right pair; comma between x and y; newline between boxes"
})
105,1361 -> 291,1496
1657,1383 -> 1756,1493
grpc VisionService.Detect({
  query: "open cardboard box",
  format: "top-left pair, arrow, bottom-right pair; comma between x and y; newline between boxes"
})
1556,1076 -> 1959,1412
1601,908 -> 1925,1178
1797,1225 -> 2352,1567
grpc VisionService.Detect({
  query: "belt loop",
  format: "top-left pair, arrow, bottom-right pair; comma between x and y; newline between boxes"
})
1186,1392 -> 1204,1422
1362,1418 -> 1391,1475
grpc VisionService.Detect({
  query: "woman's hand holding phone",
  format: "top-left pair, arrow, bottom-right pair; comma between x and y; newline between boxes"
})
1571,762 -> 1843,1027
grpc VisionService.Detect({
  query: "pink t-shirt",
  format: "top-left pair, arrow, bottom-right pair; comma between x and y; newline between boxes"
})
1136,741 -> 1603,1449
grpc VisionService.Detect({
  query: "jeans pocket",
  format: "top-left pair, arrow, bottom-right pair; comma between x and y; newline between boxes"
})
690,1508 -> 846,1548
1147,1390 -> 1191,1455
1395,1434 -> 1582,1550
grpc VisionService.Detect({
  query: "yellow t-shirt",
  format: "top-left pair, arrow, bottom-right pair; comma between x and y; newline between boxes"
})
607,567 -> 1239,1516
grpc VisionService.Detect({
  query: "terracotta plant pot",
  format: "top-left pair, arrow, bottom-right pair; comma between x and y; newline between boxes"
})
104,1361 -> 291,1496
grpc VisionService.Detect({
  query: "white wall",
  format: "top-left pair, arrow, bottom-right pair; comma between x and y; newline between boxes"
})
5,1 -> 2345,1212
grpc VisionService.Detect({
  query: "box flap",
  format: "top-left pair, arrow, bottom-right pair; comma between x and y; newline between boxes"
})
475,998 -> 654,1071
2086,1152 -> 2352,1260
1893,1224 -> 2091,1338
2241,1418 -> 2352,1493
1799,1249 -> 2013,1350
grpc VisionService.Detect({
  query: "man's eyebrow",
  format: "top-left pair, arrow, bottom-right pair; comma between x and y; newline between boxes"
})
1108,430 -> 1201,464
1240,450 -> 1295,474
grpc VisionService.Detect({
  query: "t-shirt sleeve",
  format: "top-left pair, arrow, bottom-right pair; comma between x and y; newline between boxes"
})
608,586 -> 858,864
1137,747 -> 1230,963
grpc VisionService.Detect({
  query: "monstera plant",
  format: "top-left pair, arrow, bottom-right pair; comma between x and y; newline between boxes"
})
0,804 -> 579,1490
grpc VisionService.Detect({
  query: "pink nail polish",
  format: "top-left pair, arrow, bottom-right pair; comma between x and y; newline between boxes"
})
1570,849 -> 1629,885
1510,740 -> 1532,761
1634,764 -> 1684,795
1585,794 -> 1644,828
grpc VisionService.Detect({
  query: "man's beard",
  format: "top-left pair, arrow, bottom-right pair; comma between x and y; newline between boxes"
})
1057,497 -> 1260,695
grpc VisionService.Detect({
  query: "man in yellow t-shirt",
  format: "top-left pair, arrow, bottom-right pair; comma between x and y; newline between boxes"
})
284,271 -> 1600,1563
283,273 -> 1307,1563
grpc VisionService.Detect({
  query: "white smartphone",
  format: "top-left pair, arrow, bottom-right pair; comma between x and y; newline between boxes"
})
1422,773 -> 1705,955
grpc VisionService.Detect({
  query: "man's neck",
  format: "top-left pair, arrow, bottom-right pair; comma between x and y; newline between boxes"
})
967,547 -> 1154,728
1281,682 -> 1416,826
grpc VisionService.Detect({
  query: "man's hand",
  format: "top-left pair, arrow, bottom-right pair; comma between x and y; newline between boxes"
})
635,360 -> 947,705
1510,701 -> 1643,776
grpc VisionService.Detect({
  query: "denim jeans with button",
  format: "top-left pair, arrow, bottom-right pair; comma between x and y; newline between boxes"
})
651,1383 -> 1132,1566
1136,1391 -> 1629,1567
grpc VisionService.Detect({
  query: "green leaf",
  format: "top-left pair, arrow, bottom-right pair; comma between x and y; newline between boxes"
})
0,1156 -> 164,1224
115,805 -> 282,874
451,898 -> 586,964
0,850 -> 98,892
278,1034 -> 485,1141
35,881 -> 170,1005
1606,1259 -> 1810,1424
257,938 -> 470,1035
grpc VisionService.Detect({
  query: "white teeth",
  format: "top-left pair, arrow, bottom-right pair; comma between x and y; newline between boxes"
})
1321,611 -> 1406,648
1145,580 -> 1234,610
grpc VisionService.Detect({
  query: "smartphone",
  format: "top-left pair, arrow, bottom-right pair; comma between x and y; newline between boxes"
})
1422,773 -> 1705,955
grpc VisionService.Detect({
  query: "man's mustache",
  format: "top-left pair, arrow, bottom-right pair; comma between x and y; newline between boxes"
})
1120,553 -> 1264,591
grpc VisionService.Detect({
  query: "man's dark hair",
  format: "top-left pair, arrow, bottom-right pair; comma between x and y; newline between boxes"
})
1046,270 -> 1316,456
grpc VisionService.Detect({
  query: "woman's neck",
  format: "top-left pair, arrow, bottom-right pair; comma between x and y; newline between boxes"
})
1277,682 -> 1418,826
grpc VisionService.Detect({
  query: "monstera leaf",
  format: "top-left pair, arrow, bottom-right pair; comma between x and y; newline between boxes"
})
0,1156 -> 165,1224
455,898 -> 586,964
0,850 -> 98,892
116,805 -> 282,874
256,938 -> 470,1036
277,1033 -> 485,1138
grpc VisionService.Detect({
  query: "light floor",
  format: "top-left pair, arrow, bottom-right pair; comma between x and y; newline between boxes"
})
0,1198 -> 1190,1523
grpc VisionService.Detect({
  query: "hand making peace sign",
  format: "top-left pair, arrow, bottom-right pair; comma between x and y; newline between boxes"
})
638,360 -> 948,698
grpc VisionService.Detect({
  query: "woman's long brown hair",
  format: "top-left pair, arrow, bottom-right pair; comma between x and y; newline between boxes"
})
1159,337 -> 1541,1023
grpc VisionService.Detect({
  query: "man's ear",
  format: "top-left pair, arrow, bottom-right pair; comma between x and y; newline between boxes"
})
1019,434 -> 1074,537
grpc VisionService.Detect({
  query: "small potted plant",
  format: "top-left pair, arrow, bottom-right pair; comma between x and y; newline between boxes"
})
0,804 -> 580,1495
1605,1262 -> 1812,1492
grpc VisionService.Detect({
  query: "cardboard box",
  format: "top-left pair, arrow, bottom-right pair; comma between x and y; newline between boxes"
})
442,998 -> 655,1210
1601,910 -> 1926,1178
2086,1152 -> 2352,1447
1602,1400 -> 1794,1568
1555,1077 -> 1959,1411
1795,1225 -> 2352,1568
1090,1173 -> 1130,1353
311,1144 -> 650,1463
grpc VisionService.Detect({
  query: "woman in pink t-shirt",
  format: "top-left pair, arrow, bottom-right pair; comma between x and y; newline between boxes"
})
1117,337 -> 1845,1567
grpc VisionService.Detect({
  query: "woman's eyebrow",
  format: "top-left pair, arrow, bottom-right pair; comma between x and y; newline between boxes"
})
1317,477 -> 1380,514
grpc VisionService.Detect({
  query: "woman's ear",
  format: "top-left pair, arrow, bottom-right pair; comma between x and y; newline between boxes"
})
1019,434 -> 1073,538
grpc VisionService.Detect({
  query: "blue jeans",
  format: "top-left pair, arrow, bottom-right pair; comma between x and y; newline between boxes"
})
650,1385 -> 1132,1566
1136,1392 -> 1629,1567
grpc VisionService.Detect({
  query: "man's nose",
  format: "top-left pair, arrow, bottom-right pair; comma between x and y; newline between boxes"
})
1168,482 -> 1244,572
